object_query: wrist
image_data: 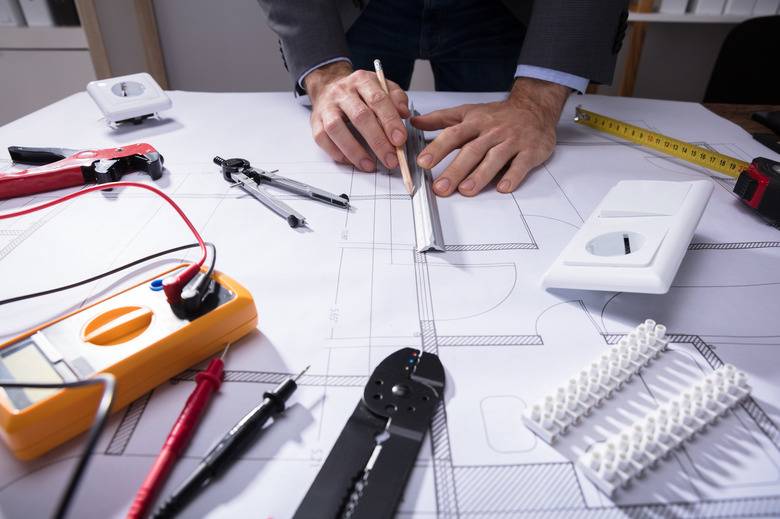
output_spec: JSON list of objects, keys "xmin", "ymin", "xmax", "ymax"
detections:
[
  {"xmin": 509, "ymin": 77, "xmax": 570, "ymax": 116},
  {"xmin": 303, "ymin": 61, "xmax": 354, "ymax": 102}
]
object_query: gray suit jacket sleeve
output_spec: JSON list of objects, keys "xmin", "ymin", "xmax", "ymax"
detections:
[
  {"xmin": 517, "ymin": 0, "xmax": 629, "ymax": 85},
  {"xmin": 256, "ymin": 0, "xmax": 365, "ymax": 90}
]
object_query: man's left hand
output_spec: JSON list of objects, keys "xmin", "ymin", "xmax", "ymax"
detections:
[{"xmin": 411, "ymin": 77, "xmax": 571, "ymax": 196}]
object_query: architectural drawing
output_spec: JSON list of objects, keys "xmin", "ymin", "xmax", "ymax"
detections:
[{"xmin": 0, "ymin": 93, "xmax": 778, "ymax": 518}]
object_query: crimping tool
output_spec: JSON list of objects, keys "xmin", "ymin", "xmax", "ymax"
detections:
[
  {"xmin": 1, "ymin": 143, "xmax": 163, "ymax": 198},
  {"xmin": 214, "ymin": 156, "xmax": 350, "ymax": 227},
  {"xmin": 294, "ymin": 348, "xmax": 445, "ymax": 519}
]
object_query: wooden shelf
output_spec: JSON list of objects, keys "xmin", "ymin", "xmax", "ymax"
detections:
[
  {"xmin": 619, "ymin": 8, "xmax": 770, "ymax": 97},
  {"xmin": 628, "ymin": 12, "xmax": 756, "ymax": 23}
]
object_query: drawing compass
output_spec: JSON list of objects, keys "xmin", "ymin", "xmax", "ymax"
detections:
[
  {"xmin": 293, "ymin": 348, "xmax": 445, "ymax": 519},
  {"xmin": 214, "ymin": 156, "xmax": 350, "ymax": 227}
]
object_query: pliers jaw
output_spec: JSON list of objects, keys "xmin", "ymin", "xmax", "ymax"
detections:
[{"xmin": 92, "ymin": 150, "xmax": 164, "ymax": 184}]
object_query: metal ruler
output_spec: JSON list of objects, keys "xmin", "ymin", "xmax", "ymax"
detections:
[{"xmin": 407, "ymin": 104, "xmax": 445, "ymax": 252}]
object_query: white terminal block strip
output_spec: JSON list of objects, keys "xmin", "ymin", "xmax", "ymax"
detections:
[
  {"xmin": 522, "ymin": 319, "xmax": 670, "ymax": 444},
  {"xmin": 576, "ymin": 364, "xmax": 751, "ymax": 496}
]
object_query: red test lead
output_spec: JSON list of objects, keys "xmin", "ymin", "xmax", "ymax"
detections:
[{"xmin": 125, "ymin": 357, "xmax": 225, "ymax": 519}]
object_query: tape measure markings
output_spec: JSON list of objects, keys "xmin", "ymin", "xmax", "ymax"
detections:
[{"xmin": 574, "ymin": 106, "xmax": 751, "ymax": 179}]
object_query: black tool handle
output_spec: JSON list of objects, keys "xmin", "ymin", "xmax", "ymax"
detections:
[
  {"xmin": 294, "ymin": 348, "xmax": 445, "ymax": 519},
  {"xmin": 8, "ymin": 146, "xmax": 75, "ymax": 166},
  {"xmin": 293, "ymin": 403, "xmax": 387, "ymax": 519},
  {"xmin": 152, "ymin": 378, "xmax": 297, "ymax": 518}
]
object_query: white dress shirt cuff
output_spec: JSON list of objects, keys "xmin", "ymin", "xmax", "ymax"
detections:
[{"xmin": 515, "ymin": 65, "xmax": 590, "ymax": 94}]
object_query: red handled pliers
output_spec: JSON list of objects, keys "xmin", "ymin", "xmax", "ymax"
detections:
[{"xmin": 1, "ymin": 143, "xmax": 163, "ymax": 198}]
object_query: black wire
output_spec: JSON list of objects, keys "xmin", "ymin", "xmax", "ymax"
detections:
[
  {"xmin": 202, "ymin": 242, "xmax": 216, "ymax": 280},
  {"xmin": 0, "ymin": 243, "xmax": 203, "ymax": 306},
  {"xmin": 0, "ymin": 375, "xmax": 116, "ymax": 519}
]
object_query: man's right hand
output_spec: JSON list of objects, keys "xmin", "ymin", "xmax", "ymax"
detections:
[{"xmin": 303, "ymin": 61, "xmax": 410, "ymax": 172}]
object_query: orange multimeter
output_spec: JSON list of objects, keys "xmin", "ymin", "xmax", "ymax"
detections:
[{"xmin": 0, "ymin": 265, "xmax": 258, "ymax": 460}]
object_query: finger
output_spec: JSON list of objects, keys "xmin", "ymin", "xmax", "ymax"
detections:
[
  {"xmin": 310, "ymin": 111, "xmax": 351, "ymax": 164},
  {"xmin": 317, "ymin": 108, "xmax": 377, "ymax": 172},
  {"xmin": 431, "ymin": 137, "xmax": 488, "ymax": 197},
  {"xmin": 410, "ymin": 105, "xmax": 468, "ymax": 132},
  {"xmin": 418, "ymin": 118, "xmax": 478, "ymax": 171},
  {"xmin": 495, "ymin": 149, "xmax": 543, "ymax": 193},
  {"xmin": 386, "ymin": 79, "xmax": 411, "ymax": 120},
  {"xmin": 454, "ymin": 142, "xmax": 520, "ymax": 196},
  {"xmin": 365, "ymin": 72, "xmax": 408, "ymax": 138},
  {"xmin": 339, "ymin": 94, "xmax": 400, "ymax": 170},
  {"xmin": 357, "ymin": 75, "xmax": 407, "ymax": 148},
  {"xmin": 361, "ymin": 92, "xmax": 406, "ymax": 151}
]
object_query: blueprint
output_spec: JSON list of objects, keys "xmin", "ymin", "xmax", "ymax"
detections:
[{"xmin": 0, "ymin": 91, "xmax": 779, "ymax": 518}]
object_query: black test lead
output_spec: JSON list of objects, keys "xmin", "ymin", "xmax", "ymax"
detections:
[{"xmin": 151, "ymin": 366, "xmax": 310, "ymax": 519}]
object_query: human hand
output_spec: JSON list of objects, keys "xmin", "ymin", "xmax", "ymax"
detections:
[
  {"xmin": 304, "ymin": 61, "xmax": 411, "ymax": 172},
  {"xmin": 411, "ymin": 77, "xmax": 571, "ymax": 196}
]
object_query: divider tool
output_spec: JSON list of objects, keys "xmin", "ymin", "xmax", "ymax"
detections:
[{"xmin": 214, "ymin": 156, "xmax": 350, "ymax": 228}]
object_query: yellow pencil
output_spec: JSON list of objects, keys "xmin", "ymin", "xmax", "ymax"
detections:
[{"xmin": 374, "ymin": 59, "xmax": 414, "ymax": 195}]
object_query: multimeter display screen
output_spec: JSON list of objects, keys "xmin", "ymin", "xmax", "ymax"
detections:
[{"xmin": 0, "ymin": 339, "xmax": 62, "ymax": 411}]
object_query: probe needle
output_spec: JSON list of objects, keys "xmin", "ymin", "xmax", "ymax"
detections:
[
  {"xmin": 125, "ymin": 356, "xmax": 225, "ymax": 519},
  {"xmin": 151, "ymin": 366, "xmax": 310, "ymax": 518}
]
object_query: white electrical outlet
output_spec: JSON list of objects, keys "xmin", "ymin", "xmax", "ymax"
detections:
[
  {"xmin": 87, "ymin": 72, "xmax": 172, "ymax": 124},
  {"xmin": 542, "ymin": 180, "xmax": 714, "ymax": 294}
]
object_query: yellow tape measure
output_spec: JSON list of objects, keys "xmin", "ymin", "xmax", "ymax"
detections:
[{"xmin": 574, "ymin": 106, "xmax": 751, "ymax": 179}]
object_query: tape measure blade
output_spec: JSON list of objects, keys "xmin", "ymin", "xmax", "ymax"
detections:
[{"xmin": 574, "ymin": 107, "xmax": 750, "ymax": 179}]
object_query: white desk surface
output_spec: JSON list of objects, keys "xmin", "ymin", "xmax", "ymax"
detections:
[{"xmin": 1, "ymin": 91, "xmax": 779, "ymax": 518}]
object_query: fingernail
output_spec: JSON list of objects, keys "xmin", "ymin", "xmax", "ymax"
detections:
[
  {"xmin": 385, "ymin": 152, "xmax": 398, "ymax": 168},
  {"xmin": 434, "ymin": 177, "xmax": 450, "ymax": 193},
  {"xmin": 392, "ymin": 130, "xmax": 405, "ymax": 146},
  {"xmin": 360, "ymin": 159, "xmax": 374, "ymax": 172},
  {"xmin": 460, "ymin": 178, "xmax": 476, "ymax": 191},
  {"xmin": 498, "ymin": 179, "xmax": 511, "ymax": 192},
  {"xmin": 418, "ymin": 154, "xmax": 432, "ymax": 168}
]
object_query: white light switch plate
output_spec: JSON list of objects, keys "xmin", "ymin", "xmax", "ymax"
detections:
[
  {"xmin": 87, "ymin": 72, "xmax": 172, "ymax": 124},
  {"xmin": 541, "ymin": 180, "xmax": 714, "ymax": 294}
]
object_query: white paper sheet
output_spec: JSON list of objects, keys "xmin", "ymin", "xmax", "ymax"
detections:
[{"xmin": 0, "ymin": 91, "xmax": 779, "ymax": 518}]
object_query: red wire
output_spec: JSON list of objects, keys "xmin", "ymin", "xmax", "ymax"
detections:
[{"xmin": 0, "ymin": 181, "xmax": 207, "ymax": 302}]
